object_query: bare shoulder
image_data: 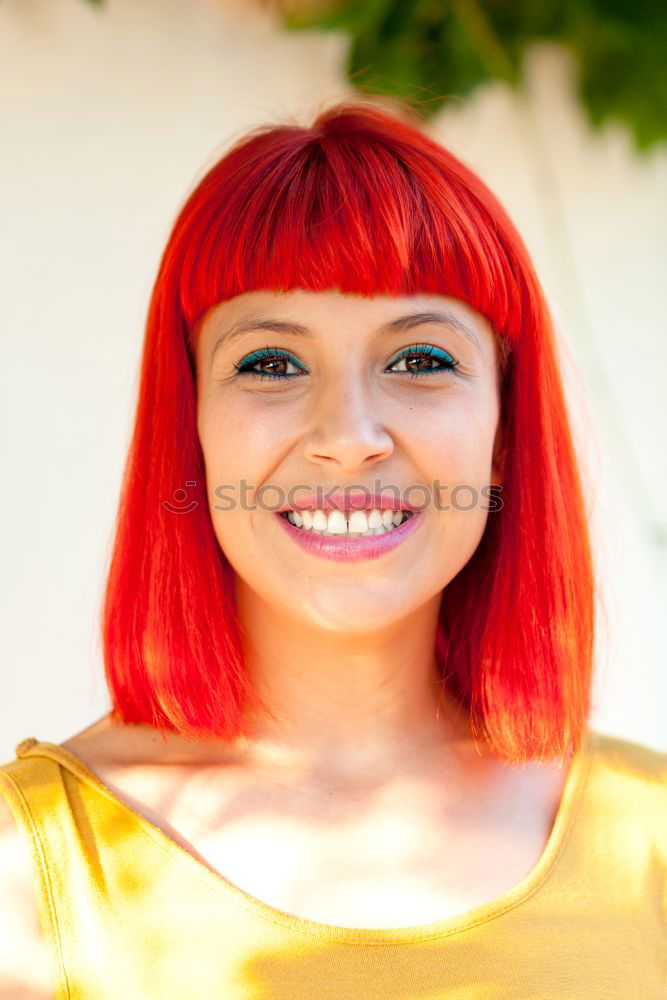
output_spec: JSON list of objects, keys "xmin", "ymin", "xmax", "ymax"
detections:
[{"xmin": 0, "ymin": 793, "xmax": 55, "ymax": 999}]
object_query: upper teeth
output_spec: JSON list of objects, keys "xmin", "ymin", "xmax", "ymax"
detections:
[{"xmin": 284, "ymin": 508, "xmax": 410, "ymax": 537}]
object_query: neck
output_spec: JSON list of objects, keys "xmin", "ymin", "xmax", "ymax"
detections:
[{"xmin": 234, "ymin": 582, "xmax": 476, "ymax": 783}]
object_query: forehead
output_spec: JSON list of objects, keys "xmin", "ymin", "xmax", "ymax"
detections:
[{"xmin": 196, "ymin": 288, "xmax": 497, "ymax": 353}]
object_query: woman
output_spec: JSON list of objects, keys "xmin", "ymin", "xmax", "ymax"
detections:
[{"xmin": 0, "ymin": 101, "xmax": 664, "ymax": 999}]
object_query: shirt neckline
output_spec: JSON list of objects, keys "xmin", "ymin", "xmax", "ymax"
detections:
[{"xmin": 16, "ymin": 726, "xmax": 595, "ymax": 945}]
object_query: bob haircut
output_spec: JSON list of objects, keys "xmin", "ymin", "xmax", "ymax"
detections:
[{"xmin": 102, "ymin": 100, "xmax": 595, "ymax": 765}]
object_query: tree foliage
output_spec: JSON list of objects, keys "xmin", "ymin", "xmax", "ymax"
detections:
[
  {"xmin": 83, "ymin": 0, "xmax": 667, "ymax": 152},
  {"xmin": 276, "ymin": 0, "xmax": 667, "ymax": 152}
]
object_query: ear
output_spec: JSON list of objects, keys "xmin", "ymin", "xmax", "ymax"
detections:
[{"xmin": 491, "ymin": 420, "xmax": 505, "ymax": 486}]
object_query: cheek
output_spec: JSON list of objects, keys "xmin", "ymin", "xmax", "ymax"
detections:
[
  {"xmin": 404, "ymin": 396, "xmax": 499, "ymax": 485},
  {"xmin": 198, "ymin": 395, "xmax": 288, "ymax": 484},
  {"xmin": 403, "ymin": 399, "xmax": 499, "ymax": 565},
  {"xmin": 197, "ymin": 396, "xmax": 295, "ymax": 560}
]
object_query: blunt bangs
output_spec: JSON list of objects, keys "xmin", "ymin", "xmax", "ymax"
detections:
[{"xmin": 174, "ymin": 105, "xmax": 518, "ymax": 374}]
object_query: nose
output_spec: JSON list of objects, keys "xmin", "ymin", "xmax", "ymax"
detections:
[{"xmin": 302, "ymin": 373, "xmax": 394, "ymax": 474}]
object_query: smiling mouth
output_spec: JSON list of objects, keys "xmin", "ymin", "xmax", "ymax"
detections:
[{"xmin": 279, "ymin": 508, "xmax": 414, "ymax": 538}]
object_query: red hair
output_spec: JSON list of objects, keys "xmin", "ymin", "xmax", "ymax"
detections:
[{"xmin": 102, "ymin": 100, "xmax": 595, "ymax": 763}]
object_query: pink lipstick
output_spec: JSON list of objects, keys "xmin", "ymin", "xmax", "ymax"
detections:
[{"xmin": 274, "ymin": 501, "xmax": 422, "ymax": 563}]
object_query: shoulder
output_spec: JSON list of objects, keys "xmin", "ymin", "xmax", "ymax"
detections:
[
  {"xmin": 586, "ymin": 728, "xmax": 667, "ymax": 853},
  {"xmin": 588, "ymin": 728, "xmax": 667, "ymax": 786},
  {"xmin": 0, "ymin": 756, "xmax": 55, "ymax": 998}
]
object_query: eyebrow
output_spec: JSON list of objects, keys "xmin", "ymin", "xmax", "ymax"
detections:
[{"xmin": 210, "ymin": 309, "xmax": 482, "ymax": 362}]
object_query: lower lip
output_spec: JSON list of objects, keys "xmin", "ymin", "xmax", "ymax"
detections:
[{"xmin": 274, "ymin": 511, "xmax": 422, "ymax": 562}]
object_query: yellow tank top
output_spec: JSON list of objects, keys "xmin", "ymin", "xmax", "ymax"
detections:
[{"xmin": 0, "ymin": 727, "xmax": 665, "ymax": 999}]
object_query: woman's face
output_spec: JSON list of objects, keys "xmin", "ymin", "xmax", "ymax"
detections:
[{"xmin": 195, "ymin": 289, "xmax": 504, "ymax": 633}]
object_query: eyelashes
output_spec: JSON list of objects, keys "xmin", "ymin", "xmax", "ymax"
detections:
[
  {"xmin": 233, "ymin": 348, "xmax": 306, "ymax": 381},
  {"xmin": 232, "ymin": 344, "xmax": 460, "ymax": 382},
  {"xmin": 388, "ymin": 344, "xmax": 459, "ymax": 378}
]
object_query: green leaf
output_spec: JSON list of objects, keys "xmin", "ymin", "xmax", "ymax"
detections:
[
  {"xmin": 564, "ymin": 3, "xmax": 667, "ymax": 148},
  {"xmin": 284, "ymin": 0, "xmax": 393, "ymax": 33},
  {"xmin": 276, "ymin": 0, "xmax": 667, "ymax": 152}
]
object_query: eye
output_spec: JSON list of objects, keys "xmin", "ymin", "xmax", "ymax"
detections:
[
  {"xmin": 232, "ymin": 343, "xmax": 459, "ymax": 381},
  {"xmin": 386, "ymin": 344, "xmax": 459, "ymax": 378},
  {"xmin": 233, "ymin": 347, "xmax": 307, "ymax": 381}
]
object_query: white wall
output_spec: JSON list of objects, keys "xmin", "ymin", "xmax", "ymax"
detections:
[{"xmin": 1, "ymin": 0, "xmax": 665, "ymax": 761}]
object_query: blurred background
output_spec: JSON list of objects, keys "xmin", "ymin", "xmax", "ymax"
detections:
[{"xmin": 1, "ymin": 0, "xmax": 665, "ymax": 761}]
